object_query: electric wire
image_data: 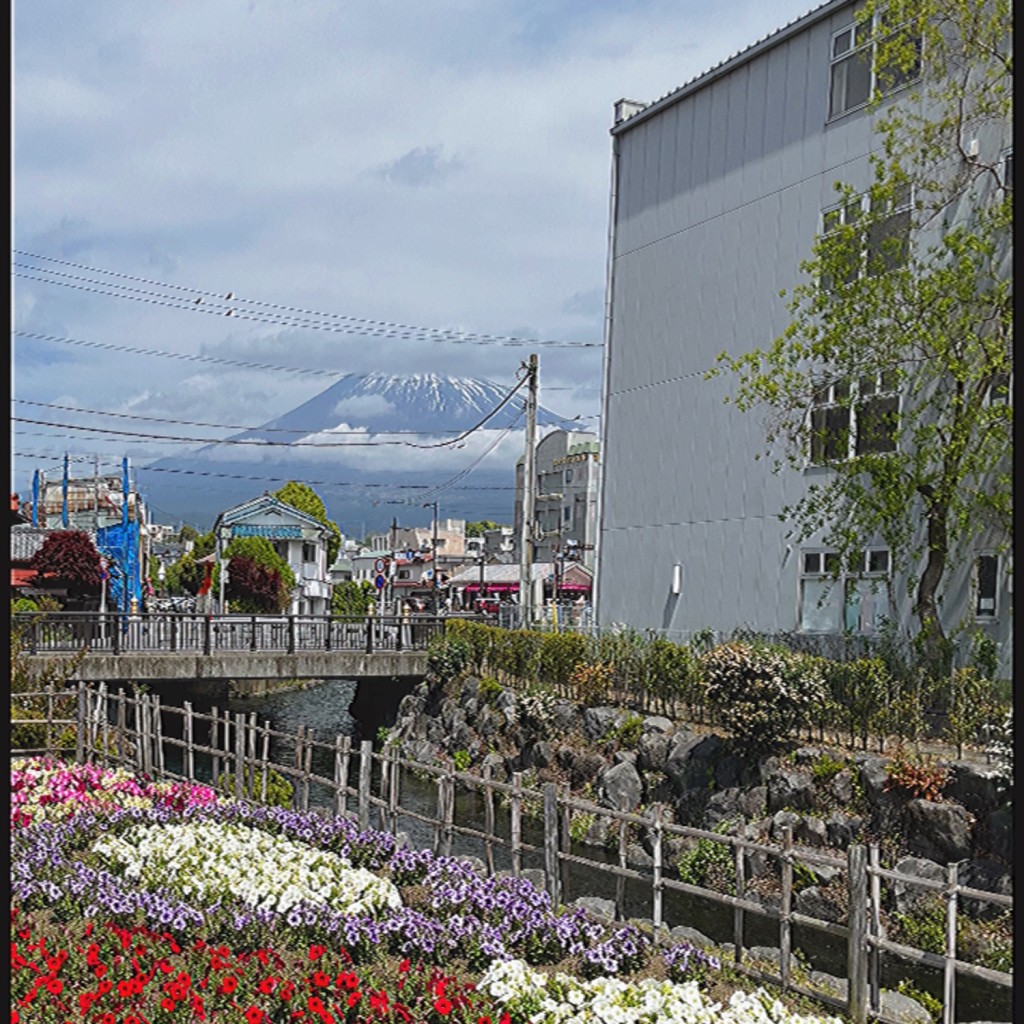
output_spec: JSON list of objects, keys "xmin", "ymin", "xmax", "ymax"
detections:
[
  {"xmin": 11, "ymin": 374, "xmax": 527, "ymax": 451},
  {"xmin": 13, "ymin": 250, "xmax": 600, "ymax": 348},
  {"xmin": 13, "ymin": 449, "xmax": 519, "ymax": 492}
]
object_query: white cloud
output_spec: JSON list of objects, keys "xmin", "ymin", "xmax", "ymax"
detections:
[{"xmin": 13, "ymin": 0, "xmax": 817, "ymax": 512}]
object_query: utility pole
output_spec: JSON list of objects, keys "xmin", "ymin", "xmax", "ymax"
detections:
[
  {"xmin": 519, "ymin": 353, "xmax": 538, "ymax": 627},
  {"xmin": 423, "ymin": 501, "xmax": 439, "ymax": 615},
  {"xmin": 94, "ymin": 455, "xmax": 101, "ymax": 533}
]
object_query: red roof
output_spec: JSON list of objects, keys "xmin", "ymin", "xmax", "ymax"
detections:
[{"xmin": 11, "ymin": 568, "xmax": 36, "ymax": 588}]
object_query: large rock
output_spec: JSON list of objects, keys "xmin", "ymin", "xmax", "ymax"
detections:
[
  {"xmin": 879, "ymin": 988, "xmax": 933, "ymax": 1024},
  {"xmin": 766, "ymin": 769, "xmax": 816, "ymax": 812},
  {"xmin": 825, "ymin": 812, "xmax": 865, "ymax": 851},
  {"xmin": 944, "ymin": 761, "xmax": 1003, "ymax": 817},
  {"xmin": 567, "ymin": 749, "xmax": 609, "ymax": 790},
  {"xmin": 663, "ymin": 729, "xmax": 706, "ymax": 792},
  {"xmin": 982, "ymin": 806, "xmax": 1012, "ymax": 863},
  {"xmin": 903, "ymin": 799, "xmax": 973, "ymax": 863},
  {"xmin": 890, "ymin": 856, "xmax": 945, "ymax": 915},
  {"xmin": 571, "ymin": 895, "xmax": 616, "ymax": 922},
  {"xmin": 793, "ymin": 815, "xmax": 828, "ymax": 848},
  {"xmin": 583, "ymin": 706, "xmax": 628, "ymax": 741},
  {"xmin": 550, "ymin": 700, "xmax": 583, "ymax": 735},
  {"xmin": 637, "ymin": 728, "xmax": 673, "ymax": 772},
  {"xmin": 959, "ymin": 858, "xmax": 1013, "ymax": 920},
  {"xmin": 794, "ymin": 885, "xmax": 844, "ymax": 922},
  {"xmin": 599, "ymin": 759, "xmax": 643, "ymax": 812}
]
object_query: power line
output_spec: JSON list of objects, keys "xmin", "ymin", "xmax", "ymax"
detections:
[
  {"xmin": 13, "ymin": 449, "xmax": 520, "ymax": 491},
  {"xmin": 12, "ymin": 331, "xmax": 599, "ymax": 399},
  {"xmin": 11, "ymin": 375, "xmax": 527, "ymax": 451},
  {"xmin": 13, "ymin": 250, "xmax": 601, "ymax": 348}
]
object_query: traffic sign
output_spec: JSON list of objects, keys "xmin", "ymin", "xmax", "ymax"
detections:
[
  {"xmin": 374, "ymin": 557, "xmax": 388, "ymax": 573},
  {"xmin": 374, "ymin": 574, "xmax": 386, "ymax": 590}
]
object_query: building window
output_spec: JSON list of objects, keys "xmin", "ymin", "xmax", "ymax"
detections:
[
  {"xmin": 984, "ymin": 371, "xmax": 1011, "ymax": 407},
  {"xmin": 809, "ymin": 372, "xmax": 898, "ymax": 464},
  {"xmin": 1002, "ymin": 150, "xmax": 1012, "ymax": 191},
  {"xmin": 302, "ymin": 542, "xmax": 317, "ymax": 564},
  {"xmin": 829, "ymin": 11, "xmax": 921, "ymax": 119},
  {"xmin": 800, "ymin": 547, "xmax": 889, "ymax": 633},
  {"xmin": 565, "ymin": 468, "xmax": 574, "ymax": 485},
  {"xmin": 976, "ymin": 553, "xmax": 998, "ymax": 617},
  {"xmin": 821, "ymin": 185, "xmax": 911, "ymax": 288},
  {"xmin": 563, "ymin": 506, "xmax": 572, "ymax": 524}
]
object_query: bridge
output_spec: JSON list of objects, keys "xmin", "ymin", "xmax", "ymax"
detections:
[{"xmin": 13, "ymin": 611, "xmax": 446, "ymax": 685}]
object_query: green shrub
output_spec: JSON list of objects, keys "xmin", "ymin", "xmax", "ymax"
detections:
[
  {"xmin": 538, "ymin": 631, "xmax": 591, "ymax": 693},
  {"xmin": 700, "ymin": 641, "xmax": 826, "ymax": 748},
  {"xmin": 810, "ymin": 752, "xmax": 847, "ymax": 784},
  {"xmin": 895, "ymin": 980, "xmax": 941, "ymax": 1023},
  {"xmin": 477, "ymin": 675, "xmax": 503, "ymax": 701},
  {"xmin": 676, "ymin": 821, "xmax": 736, "ymax": 891},
  {"xmin": 426, "ymin": 633, "xmax": 471, "ymax": 683},
  {"xmin": 606, "ymin": 712, "xmax": 644, "ymax": 748},
  {"xmin": 217, "ymin": 766, "xmax": 294, "ymax": 807},
  {"xmin": 452, "ymin": 749, "xmax": 471, "ymax": 772}
]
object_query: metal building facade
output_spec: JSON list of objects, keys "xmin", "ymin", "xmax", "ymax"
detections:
[{"xmin": 595, "ymin": 0, "xmax": 1012, "ymax": 673}]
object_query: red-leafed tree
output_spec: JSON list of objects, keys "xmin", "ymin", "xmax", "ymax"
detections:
[
  {"xmin": 29, "ymin": 530, "xmax": 103, "ymax": 596},
  {"xmin": 224, "ymin": 555, "xmax": 289, "ymax": 613}
]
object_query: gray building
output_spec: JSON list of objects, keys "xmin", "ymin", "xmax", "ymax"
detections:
[
  {"xmin": 595, "ymin": 0, "xmax": 1011, "ymax": 674},
  {"xmin": 515, "ymin": 429, "xmax": 600, "ymax": 571}
]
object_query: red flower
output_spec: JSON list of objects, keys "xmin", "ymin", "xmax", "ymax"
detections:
[
  {"xmin": 279, "ymin": 981, "xmax": 296, "ymax": 1001},
  {"xmin": 434, "ymin": 996, "xmax": 454, "ymax": 1016},
  {"xmin": 347, "ymin": 991, "xmax": 362, "ymax": 1008},
  {"xmin": 308, "ymin": 945, "xmax": 327, "ymax": 961},
  {"xmin": 308, "ymin": 996, "xmax": 325, "ymax": 1014},
  {"xmin": 44, "ymin": 978, "xmax": 63, "ymax": 995},
  {"xmin": 161, "ymin": 997, "xmax": 176, "ymax": 1012},
  {"xmin": 477, "ymin": 1018, "xmax": 493, "ymax": 1024},
  {"xmin": 97, "ymin": 980, "xmax": 113, "ymax": 996},
  {"xmin": 245, "ymin": 1007, "xmax": 266, "ymax": 1024},
  {"xmin": 93, "ymin": 964, "xmax": 107, "ymax": 979},
  {"xmin": 219, "ymin": 976, "xmax": 239, "ymax": 995},
  {"xmin": 370, "ymin": 989, "xmax": 389, "ymax": 1013},
  {"xmin": 258, "ymin": 976, "xmax": 277, "ymax": 994},
  {"xmin": 10, "ymin": 1012, "xmax": 18, "ymax": 1024},
  {"xmin": 78, "ymin": 993, "xmax": 94, "ymax": 1014},
  {"xmin": 312, "ymin": 971, "xmax": 330, "ymax": 988},
  {"xmin": 118, "ymin": 980, "xmax": 134, "ymax": 998},
  {"xmin": 99, "ymin": 1015, "xmax": 116, "ymax": 1024},
  {"xmin": 338, "ymin": 972, "xmax": 359, "ymax": 990},
  {"xmin": 399, "ymin": 959, "xmax": 411, "ymax": 973}
]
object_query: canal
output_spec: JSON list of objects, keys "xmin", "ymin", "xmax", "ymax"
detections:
[{"xmin": 139, "ymin": 677, "xmax": 1008, "ymax": 1024}]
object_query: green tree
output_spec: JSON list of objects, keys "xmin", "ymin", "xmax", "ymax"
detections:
[
  {"xmin": 273, "ymin": 481, "xmax": 342, "ymax": 564},
  {"xmin": 716, "ymin": 0, "xmax": 1011, "ymax": 673},
  {"xmin": 331, "ymin": 579, "xmax": 376, "ymax": 617},
  {"xmin": 466, "ymin": 520, "xmax": 501, "ymax": 538}
]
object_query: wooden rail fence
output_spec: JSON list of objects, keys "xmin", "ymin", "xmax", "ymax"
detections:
[{"xmin": 10, "ymin": 682, "xmax": 1013, "ymax": 1024}]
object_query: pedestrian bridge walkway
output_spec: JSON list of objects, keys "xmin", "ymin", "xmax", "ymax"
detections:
[{"xmin": 13, "ymin": 612, "xmax": 443, "ymax": 683}]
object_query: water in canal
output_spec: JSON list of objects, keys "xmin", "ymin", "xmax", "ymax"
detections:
[{"xmin": 144, "ymin": 677, "xmax": 1008, "ymax": 1023}]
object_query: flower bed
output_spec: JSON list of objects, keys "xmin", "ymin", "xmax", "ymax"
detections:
[{"xmin": 10, "ymin": 756, "xmax": 846, "ymax": 1024}]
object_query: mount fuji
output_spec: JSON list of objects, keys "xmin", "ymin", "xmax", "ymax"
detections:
[{"xmin": 139, "ymin": 373, "xmax": 585, "ymax": 537}]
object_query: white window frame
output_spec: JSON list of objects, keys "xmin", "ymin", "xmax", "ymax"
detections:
[
  {"xmin": 799, "ymin": 547, "xmax": 890, "ymax": 633},
  {"xmin": 829, "ymin": 9, "xmax": 922, "ymax": 120},
  {"xmin": 820, "ymin": 185, "xmax": 912, "ymax": 288},
  {"xmin": 808, "ymin": 371, "xmax": 899, "ymax": 465}
]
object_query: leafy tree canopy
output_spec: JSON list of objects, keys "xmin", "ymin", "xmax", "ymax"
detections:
[
  {"xmin": 331, "ymin": 579, "xmax": 376, "ymax": 617},
  {"xmin": 225, "ymin": 555, "xmax": 289, "ymax": 614},
  {"xmin": 273, "ymin": 481, "xmax": 342, "ymax": 564},
  {"xmin": 715, "ymin": 0, "xmax": 1011, "ymax": 670},
  {"xmin": 466, "ymin": 520, "xmax": 501, "ymax": 538}
]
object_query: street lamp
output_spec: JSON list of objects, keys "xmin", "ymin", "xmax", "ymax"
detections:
[{"xmin": 422, "ymin": 501, "xmax": 439, "ymax": 615}]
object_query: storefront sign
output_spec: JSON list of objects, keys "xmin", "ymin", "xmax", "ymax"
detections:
[{"xmin": 232, "ymin": 524, "xmax": 303, "ymax": 539}]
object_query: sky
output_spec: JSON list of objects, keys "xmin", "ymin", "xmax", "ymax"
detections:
[{"xmin": 12, "ymin": 0, "xmax": 819, "ymax": 528}]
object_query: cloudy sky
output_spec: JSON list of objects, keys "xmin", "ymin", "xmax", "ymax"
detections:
[{"xmin": 13, "ymin": 0, "xmax": 817, "ymax": 525}]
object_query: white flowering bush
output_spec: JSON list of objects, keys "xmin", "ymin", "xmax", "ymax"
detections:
[
  {"xmin": 478, "ymin": 959, "xmax": 844, "ymax": 1024},
  {"xmin": 91, "ymin": 821, "xmax": 402, "ymax": 916},
  {"xmin": 700, "ymin": 642, "xmax": 826, "ymax": 748}
]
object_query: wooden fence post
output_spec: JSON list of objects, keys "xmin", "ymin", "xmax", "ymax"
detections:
[
  {"xmin": 45, "ymin": 685, "xmax": 54, "ymax": 758},
  {"xmin": 259, "ymin": 722, "xmax": 271, "ymax": 803},
  {"xmin": 615, "ymin": 812, "xmax": 628, "ymax": 920},
  {"xmin": 358, "ymin": 740, "xmax": 372, "ymax": 830},
  {"xmin": 116, "ymin": 688, "xmax": 127, "ymax": 767},
  {"xmin": 482, "ymin": 761, "xmax": 495, "ymax": 876},
  {"xmin": 152, "ymin": 697, "xmax": 165, "ymax": 778},
  {"xmin": 210, "ymin": 706, "xmax": 220, "ymax": 786},
  {"xmin": 98, "ymin": 683, "xmax": 110, "ymax": 767},
  {"xmin": 334, "ymin": 736, "xmax": 350, "ymax": 817},
  {"xmin": 511, "ymin": 772, "xmax": 523, "ymax": 877},
  {"xmin": 559, "ymin": 785, "xmax": 572, "ymax": 902},
  {"xmin": 652, "ymin": 804, "xmax": 663, "ymax": 934},
  {"xmin": 543, "ymin": 783, "xmax": 561, "ymax": 907},
  {"xmin": 847, "ymin": 844, "xmax": 868, "ymax": 1024},
  {"xmin": 75, "ymin": 683, "xmax": 87, "ymax": 763},
  {"xmin": 733, "ymin": 834, "xmax": 746, "ymax": 965},
  {"xmin": 234, "ymin": 713, "xmax": 246, "ymax": 801},
  {"xmin": 440, "ymin": 770, "xmax": 455, "ymax": 857},
  {"xmin": 388, "ymin": 749, "xmax": 400, "ymax": 835},
  {"xmin": 780, "ymin": 826, "xmax": 793, "ymax": 988},
  {"xmin": 183, "ymin": 702, "xmax": 195, "ymax": 781},
  {"xmin": 943, "ymin": 863, "xmax": 958, "ymax": 1024},
  {"xmin": 869, "ymin": 844, "xmax": 881, "ymax": 1013}
]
